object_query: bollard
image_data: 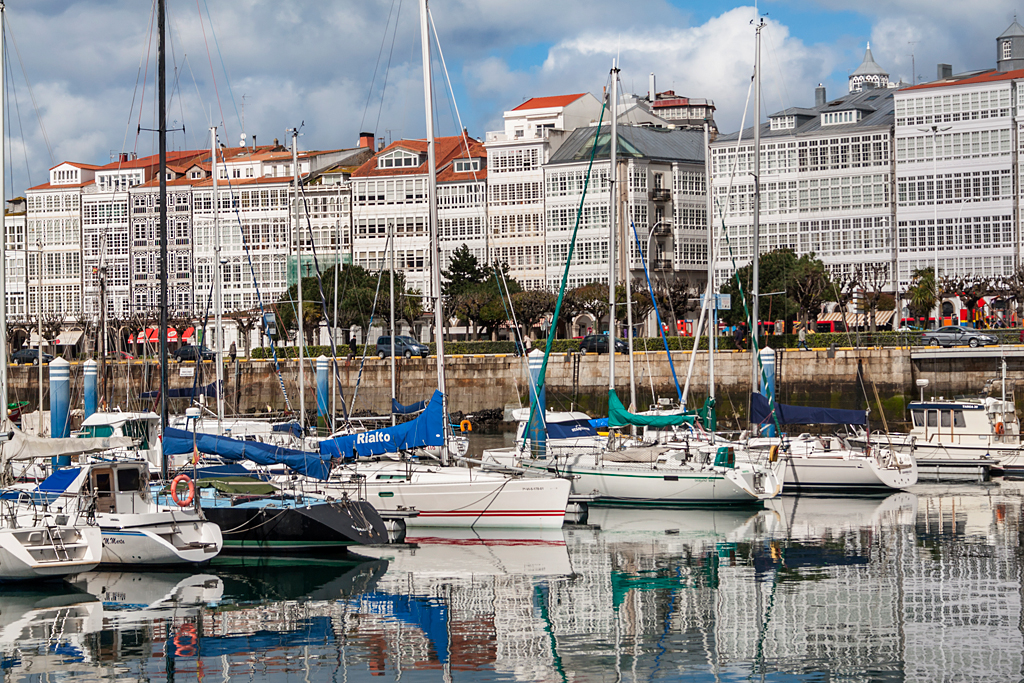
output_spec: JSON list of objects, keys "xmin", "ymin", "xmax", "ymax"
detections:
[
  {"xmin": 527, "ymin": 349, "xmax": 547, "ymax": 459},
  {"xmin": 83, "ymin": 359, "xmax": 97, "ymax": 420},
  {"xmin": 49, "ymin": 357, "xmax": 71, "ymax": 468},
  {"xmin": 316, "ymin": 355, "xmax": 329, "ymax": 435},
  {"xmin": 759, "ymin": 346, "xmax": 777, "ymax": 437}
]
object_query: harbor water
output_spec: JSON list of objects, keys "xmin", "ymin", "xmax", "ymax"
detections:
[{"xmin": 0, "ymin": 476, "xmax": 1021, "ymax": 681}]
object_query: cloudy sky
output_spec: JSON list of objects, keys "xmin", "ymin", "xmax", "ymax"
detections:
[{"xmin": 2, "ymin": 0, "xmax": 1020, "ymax": 196}]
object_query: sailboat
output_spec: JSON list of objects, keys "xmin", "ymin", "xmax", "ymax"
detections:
[
  {"xmin": 0, "ymin": 3, "xmax": 103, "ymax": 580},
  {"xmin": 313, "ymin": 0, "xmax": 571, "ymax": 530},
  {"xmin": 499, "ymin": 62, "xmax": 781, "ymax": 507}
]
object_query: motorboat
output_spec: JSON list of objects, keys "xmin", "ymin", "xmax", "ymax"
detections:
[
  {"xmin": 0, "ymin": 489, "xmax": 102, "ymax": 581},
  {"xmin": 26, "ymin": 460, "xmax": 222, "ymax": 565}
]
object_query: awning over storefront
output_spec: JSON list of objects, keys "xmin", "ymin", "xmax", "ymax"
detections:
[
  {"xmin": 128, "ymin": 327, "xmax": 195, "ymax": 344},
  {"xmin": 53, "ymin": 330, "xmax": 84, "ymax": 346},
  {"xmin": 817, "ymin": 310, "xmax": 895, "ymax": 327}
]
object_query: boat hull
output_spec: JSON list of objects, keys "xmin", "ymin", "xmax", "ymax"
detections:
[
  {"xmin": 202, "ymin": 499, "xmax": 387, "ymax": 552},
  {"xmin": 782, "ymin": 455, "xmax": 918, "ymax": 492},
  {"xmin": 0, "ymin": 525, "xmax": 102, "ymax": 581},
  {"xmin": 329, "ymin": 464, "xmax": 571, "ymax": 529},
  {"xmin": 98, "ymin": 514, "xmax": 223, "ymax": 565}
]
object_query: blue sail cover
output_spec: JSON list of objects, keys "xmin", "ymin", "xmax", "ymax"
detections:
[
  {"xmin": 321, "ymin": 390, "xmax": 445, "ymax": 459},
  {"xmin": 162, "ymin": 427, "xmax": 333, "ymax": 480},
  {"xmin": 272, "ymin": 422, "xmax": 303, "ymax": 438},
  {"xmin": 140, "ymin": 380, "xmax": 220, "ymax": 400},
  {"xmin": 392, "ymin": 398, "xmax": 427, "ymax": 415},
  {"xmin": 547, "ymin": 419, "xmax": 598, "ymax": 439},
  {"xmin": 749, "ymin": 392, "xmax": 867, "ymax": 426}
]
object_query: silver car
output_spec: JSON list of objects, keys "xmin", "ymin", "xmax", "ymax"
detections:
[{"xmin": 920, "ymin": 326, "xmax": 998, "ymax": 348}]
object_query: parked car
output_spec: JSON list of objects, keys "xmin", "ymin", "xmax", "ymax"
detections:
[
  {"xmin": 579, "ymin": 334, "xmax": 629, "ymax": 355},
  {"xmin": 116, "ymin": 351, "xmax": 135, "ymax": 360},
  {"xmin": 376, "ymin": 335, "xmax": 429, "ymax": 359},
  {"xmin": 11, "ymin": 348, "xmax": 53, "ymax": 365},
  {"xmin": 173, "ymin": 345, "xmax": 215, "ymax": 362},
  {"xmin": 920, "ymin": 326, "xmax": 998, "ymax": 348}
]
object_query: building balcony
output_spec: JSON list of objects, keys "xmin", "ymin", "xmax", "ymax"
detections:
[
  {"xmin": 652, "ymin": 259, "xmax": 673, "ymax": 271},
  {"xmin": 651, "ymin": 222, "xmax": 672, "ymax": 236},
  {"xmin": 649, "ymin": 189, "xmax": 672, "ymax": 202}
]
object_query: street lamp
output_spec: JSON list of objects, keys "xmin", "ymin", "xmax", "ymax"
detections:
[{"xmin": 920, "ymin": 124, "xmax": 950, "ymax": 329}]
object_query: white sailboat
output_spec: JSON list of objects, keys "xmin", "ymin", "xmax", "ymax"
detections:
[
  {"xmin": 501, "ymin": 62, "xmax": 781, "ymax": 507},
  {"xmin": 0, "ymin": 1, "xmax": 103, "ymax": 580},
  {"xmin": 314, "ymin": 0, "xmax": 571, "ymax": 529}
]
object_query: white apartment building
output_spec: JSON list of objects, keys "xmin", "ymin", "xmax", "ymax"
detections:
[
  {"xmin": 543, "ymin": 124, "xmax": 708, "ymax": 291},
  {"xmin": 485, "ymin": 93, "xmax": 603, "ymax": 290},
  {"xmin": 350, "ymin": 135, "xmax": 487, "ymax": 299},
  {"xmin": 4, "ymin": 199, "xmax": 27, "ymax": 319},
  {"xmin": 710, "ymin": 75, "xmax": 897, "ymax": 289},
  {"xmin": 893, "ymin": 24, "xmax": 1024, "ymax": 293}
]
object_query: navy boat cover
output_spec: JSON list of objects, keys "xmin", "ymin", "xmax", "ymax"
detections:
[
  {"xmin": 749, "ymin": 392, "xmax": 867, "ymax": 426},
  {"xmin": 321, "ymin": 390, "xmax": 445, "ymax": 459}
]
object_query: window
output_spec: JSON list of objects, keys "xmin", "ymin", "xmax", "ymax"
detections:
[
  {"xmin": 927, "ymin": 411, "xmax": 937, "ymax": 427},
  {"xmin": 454, "ymin": 159, "xmax": 480, "ymax": 173},
  {"xmin": 954, "ymin": 410, "xmax": 966, "ymax": 428},
  {"xmin": 940, "ymin": 411, "xmax": 951, "ymax": 428},
  {"xmin": 1004, "ymin": 39, "xmax": 1012, "ymax": 61},
  {"xmin": 377, "ymin": 149, "xmax": 421, "ymax": 169}
]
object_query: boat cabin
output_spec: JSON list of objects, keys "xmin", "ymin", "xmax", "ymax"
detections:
[
  {"xmin": 908, "ymin": 398, "xmax": 1019, "ymax": 446},
  {"xmin": 76, "ymin": 412, "xmax": 162, "ymax": 469},
  {"xmin": 42, "ymin": 461, "xmax": 152, "ymax": 515}
]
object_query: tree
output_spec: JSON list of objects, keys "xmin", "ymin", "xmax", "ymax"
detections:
[
  {"xmin": 441, "ymin": 244, "xmax": 487, "ymax": 297},
  {"xmin": 999, "ymin": 266, "xmax": 1024, "ymax": 326},
  {"xmin": 854, "ymin": 263, "xmax": 891, "ymax": 333},
  {"xmin": 788, "ymin": 254, "xmax": 832, "ymax": 332},
  {"xmin": 660, "ymin": 278, "xmax": 700, "ymax": 336},
  {"xmin": 942, "ymin": 275, "xmax": 994, "ymax": 327},
  {"xmin": 227, "ymin": 308, "xmax": 262, "ymax": 358},
  {"xmin": 719, "ymin": 249, "xmax": 800, "ymax": 329},
  {"xmin": 511, "ymin": 290, "xmax": 557, "ymax": 339},
  {"xmin": 614, "ymin": 280, "xmax": 656, "ymax": 334},
  {"xmin": 565, "ymin": 283, "xmax": 610, "ymax": 333},
  {"xmin": 906, "ymin": 267, "xmax": 936, "ymax": 325}
]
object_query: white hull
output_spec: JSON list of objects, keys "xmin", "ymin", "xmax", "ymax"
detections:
[
  {"xmin": 782, "ymin": 454, "xmax": 918, "ymax": 491},
  {"xmin": 0, "ymin": 525, "xmax": 102, "ymax": 581},
  {"xmin": 98, "ymin": 511, "xmax": 223, "ymax": 565},
  {"xmin": 855, "ymin": 435, "xmax": 1000, "ymax": 477},
  {"xmin": 323, "ymin": 463, "xmax": 571, "ymax": 529}
]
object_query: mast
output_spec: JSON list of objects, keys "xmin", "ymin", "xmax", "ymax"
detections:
[
  {"xmin": 750, "ymin": 18, "xmax": 763, "ymax": 400},
  {"xmin": 705, "ymin": 121, "xmax": 715, "ymax": 401},
  {"xmin": 292, "ymin": 131, "xmax": 304, "ymax": 435},
  {"xmin": 212, "ymin": 126, "xmax": 224, "ymax": 432},
  {"xmin": 607, "ymin": 59, "xmax": 619, "ymax": 402},
  {"xmin": 389, "ymin": 220, "xmax": 396, "ymax": 427},
  {"xmin": 0, "ymin": 1, "xmax": 6, "ymax": 429},
  {"xmin": 420, "ymin": 0, "xmax": 448, "ymax": 463},
  {"xmin": 158, "ymin": 0, "xmax": 169, "ymax": 479}
]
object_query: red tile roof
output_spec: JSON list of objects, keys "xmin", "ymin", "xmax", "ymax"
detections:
[
  {"xmin": 904, "ymin": 68, "xmax": 1024, "ymax": 91},
  {"xmin": 511, "ymin": 93, "xmax": 587, "ymax": 111},
  {"xmin": 351, "ymin": 135, "xmax": 486, "ymax": 181}
]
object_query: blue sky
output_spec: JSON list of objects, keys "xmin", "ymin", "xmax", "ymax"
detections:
[{"xmin": 1, "ymin": 1, "xmax": 1019, "ymax": 197}]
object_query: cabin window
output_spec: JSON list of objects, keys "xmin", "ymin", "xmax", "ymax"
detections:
[
  {"xmin": 912, "ymin": 410, "xmax": 924, "ymax": 427},
  {"xmin": 117, "ymin": 468, "xmax": 143, "ymax": 493},
  {"xmin": 941, "ymin": 411, "xmax": 951, "ymax": 428},
  {"xmin": 83, "ymin": 425, "xmax": 115, "ymax": 438},
  {"xmin": 954, "ymin": 410, "xmax": 966, "ymax": 428},
  {"xmin": 927, "ymin": 411, "xmax": 937, "ymax": 427}
]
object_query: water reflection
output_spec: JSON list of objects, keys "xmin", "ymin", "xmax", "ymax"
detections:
[{"xmin": 0, "ymin": 485, "xmax": 1022, "ymax": 680}]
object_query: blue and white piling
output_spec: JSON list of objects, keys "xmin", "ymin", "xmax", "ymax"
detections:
[
  {"xmin": 316, "ymin": 355, "xmax": 329, "ymax": 435},
  {"xmin": 527, "ymin": 349, "xmax": 546, "ymax": 458},
  {"xmin": 759, "ymin": 346, "xmax": 777, "ymax": 437},
  {"xmin": 49, "ymin": 357, "xmax": 71, "ymax": 467},
  {"xmin": 83, "ymin": 359, "xmax": 97, "ymax": 420}
]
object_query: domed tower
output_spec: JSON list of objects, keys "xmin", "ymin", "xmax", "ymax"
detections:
[
  {"xmin": 997, "ymin": 19, "xmax": 1024, "ymax": 72},
  {"xmin": 849, "ymin": 43, "xmax": 891, "ymax": 93}
]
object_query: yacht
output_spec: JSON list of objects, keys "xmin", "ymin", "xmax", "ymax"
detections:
[{"xmin": 0, "ymin": 488, "xmax": 102, "ymax": 580}]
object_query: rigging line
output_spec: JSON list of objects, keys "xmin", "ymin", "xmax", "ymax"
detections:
[
  {"xmin": 762, "ymin": 25, "xmax": 796, "ymax": 126},
  {"xmin": 131, "ymin": 0, "xmax": 158, "ymax": 156},
  {"xmin": 4, "ymin": 37, "xmax": 32, "ymax": 193},
  {"xmin": 373, "ymin": 0, "xmax": 404, "ymax": 148},
  {"xmin": 359, "ymin": 0, "xmax": 400, "ymax": 133},
  {"xmin": 490, "ymin": 266, "xmax": 525, "ymax": 411},
  {"xmin": 526, "ymin": 95, "xmax": 609, "ymax": 447},
  {"xmin": 216, "ymin": 154, "xmax": 293, "ymax": 411},
  {"xmin": 3, "ymin": 12, "xmax": 54, "ymax": 166},
  {"xmin": 296, "ymin": 181, "xmax": 350, "ymax": 424},
  {"xmin": 629, "ymin": 218, "xmax": 683, "ymax": 402},
  {"xmin": 195, "ymin": 0, "xmax": 234, "ymax": 138},
  {"xmin": 199, "ymin": 0, "xmax": 241, "ymax": 133},
  {"xmin": 428, "ymin": 9, "xmax": 480, "ymax": 185}
]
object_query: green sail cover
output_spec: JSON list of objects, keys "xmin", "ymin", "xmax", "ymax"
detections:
[{"xmin": 608, "ymin": 390, "xmax": 698, "ymax": 428}]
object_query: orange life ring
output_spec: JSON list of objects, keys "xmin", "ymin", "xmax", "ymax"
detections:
[
  {"xmin": 460, "ymin": 419, "xmax": 472, "ymax": 433},
  {"xmin": 995, "ymin": 421, "xmax": 1005, "ymax": 435},
  {"xmin": 173, "ymin": 624, "xmax": 197, "ymax": 657},
  {"xmin": 171, "ymin": 474, "xmax": 195, "ymax": 507}
]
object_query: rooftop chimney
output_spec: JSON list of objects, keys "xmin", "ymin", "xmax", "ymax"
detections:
[
  {"xmin": 359, "ymin": 131, "xmax": 375, "ymax": 149},
  {"xmin": 938, "ymin": 63, "xmax": 952, "ymax": 80},
  {"xmin": 649, "ymin": 73, "xmax": 656, "ymax": 101},
  {"xmin": 815, "ymin": 84, "xmax": 826, "ymax": 107}
]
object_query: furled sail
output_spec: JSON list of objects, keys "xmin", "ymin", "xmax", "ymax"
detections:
[
  {"xmin": 162, "ymin": 427, "xmax": 332, "ymax": 480},
  {"xmin": 607, "ymin": 390, "xmax": 698, "ymax": 428},
  {"xmin": 321, "ymin": 390, "xmax": 444, "ymax": 459}
]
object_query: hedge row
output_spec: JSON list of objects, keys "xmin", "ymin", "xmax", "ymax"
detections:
[{"xmin": 248, "ymin": 331, "xmax": 933, "ymax": 359}]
